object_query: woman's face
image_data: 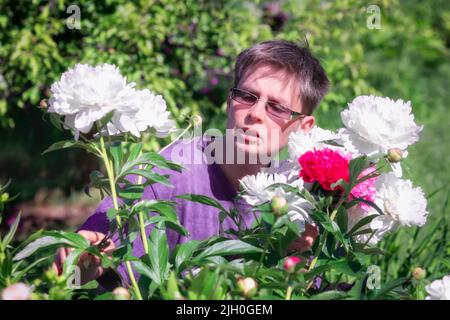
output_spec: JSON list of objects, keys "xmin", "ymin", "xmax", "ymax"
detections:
[{"xmin": 226, "ymin": 64, "xmax": 315, "ymax": 163}]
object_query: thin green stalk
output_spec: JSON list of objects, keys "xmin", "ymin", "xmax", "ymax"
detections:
[
  {"xmin": 255, "ymin": 225, "xmax": 273, "ymax": 274},
  {"xmin": 159, "ymin": 122, "xmax": 192, "ymax": 154},
  {"xmin": 285, "ymin": 285, "xmax": 293, "ymax": 300},
  {"xmin": 99, "ymin": 134, "xmax": 143, "ymax": 300},
  {"xmin": 136, "ymin": 163, "xmax": 149, "ymax": 255},
  {"xmin": 306, "ymin": 196, "xmax": 345, "ymax": 290}
]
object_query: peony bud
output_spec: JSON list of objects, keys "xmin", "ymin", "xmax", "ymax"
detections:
[
  {"xmin": 236, "ymin": 277, "xmax": 258, "ymax": 297},
  {"xmin": 387, "ymin": 148, "xmax": 404, "ymax": 163},
  {"xmin": 271, "ymin": 195, "xmax": 288, "ymax": 216},
  {"xmin": 412, "ymin": 267, "xmax": 426, "ymax": 281},
  {"xmin": 283, "ymin": 256, "xmax": 302, "ymax": 273},
  {"xmin": 113, "ymin": 287, "xmax": 131, "ymax": 300},
  {"xmin": 191, "ymin": 115, "xmax": 203, "ymax": 127},
  {"xmin": 39, "ymin": 99, "xmax": 47, "ymax": 109},
  {"xmin": 1, "ymin": 283, "xmax": 32, "ymax": 300}
]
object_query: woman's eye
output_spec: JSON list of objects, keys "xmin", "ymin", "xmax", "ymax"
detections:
[
  {"xmin": 241, "ymin": 93, "xmax": 255, "ymax": 102},
  {"xmin": 268, "ymin": 103, "xmax": 286, "ymax": 113}
]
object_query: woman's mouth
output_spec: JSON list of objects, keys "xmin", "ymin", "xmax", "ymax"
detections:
[{"xmin": 238, "ymin": 128, "xmax": 261, "ymax": 142}]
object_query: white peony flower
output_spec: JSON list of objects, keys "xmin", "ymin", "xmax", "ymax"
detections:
[
  {"xmin": 48, "ymin": 63, "xmax": 136, "ymax": 138},
  {"xmin": 347, "ymin": 205, "xmax": 393, "ymax": 245},
  {"xmin": 339, "ymin": 95, "xmax": 423, "ymax": 157},
  {"xmin": 49, "ymin": 63, "xmax": 175, "ymax": 139},
  {"xmin": 288, "ymin": 126, "xmax": 341, "ymax": 161},
  {"xmin": 239, "ymin": 172, "xmax": 313, "ymax": 231},
  {"xmin": 106, "ymin": 89, "xmax": 175, "ymax": 138},
  {"xmin": 239, "ymin": 172, "xmax": 290, "ymax": 206},
  {"xmin": 374, "ymin": 173, "xmax": 428, "ymax": 228},
  {"xmin": 425, "ymin": 275, "xmax": 450, "ymax": 300}
]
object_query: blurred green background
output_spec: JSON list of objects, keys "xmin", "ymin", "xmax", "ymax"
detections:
[{"xmin": 0, "ymin": 0, "xmax": 449, "ymax": 274}]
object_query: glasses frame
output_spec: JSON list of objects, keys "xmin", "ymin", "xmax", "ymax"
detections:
[{"xmin": 229, "ymin": 87, "xmax": 306, "ymax": 121}]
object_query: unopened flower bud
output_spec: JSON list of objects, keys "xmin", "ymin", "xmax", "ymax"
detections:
[
  {"xmin": 191, "ymin": 115, "xmax": 203, "ymax": 127},
  {"xmin": 1, "ymin": 283, "xmax": 32, "ymax": 300},
  {"xmin": 283, "ymin": 256, "xmax": 302, "ymax": 273},
  {"xmin": 39, "ymin": 99, "xmax": 47, "ymax": 109},
  {"xmin": 412, "ymin": 267, "xmax": 426, "ymax": 281},
  {"xmin": 113, "ymin": 287, "xmax": 131, "ymax": 300},
  {"xmin": 387, "ymin": 148, "xmax": 403, "ymax": 163},
  {"xmin": 271, "ymin": 196, "xmax": 288, "ymax": 216},
  {"xmin": 236, "ymin": 277, "xmax": 257, "ymax": 297}
]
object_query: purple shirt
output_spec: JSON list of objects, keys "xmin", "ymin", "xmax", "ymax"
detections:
[{"xmin": 80, "ymin": 137, "xmax": 254, "ymax": 284}]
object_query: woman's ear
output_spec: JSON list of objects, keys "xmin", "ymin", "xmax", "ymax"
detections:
[{"xmin": 298, "ymin": 115, "xmax": 315, "ymax": 134}]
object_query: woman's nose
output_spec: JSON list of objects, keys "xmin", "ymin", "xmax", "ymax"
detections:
[{"xmin": 246, "ymin": 100, "xmax": 266, "ymax": 123}]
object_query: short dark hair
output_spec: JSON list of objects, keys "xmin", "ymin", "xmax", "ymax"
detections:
[{"xmin": 233, "ymin": 39, "xmax": 329, "ymax": 115}]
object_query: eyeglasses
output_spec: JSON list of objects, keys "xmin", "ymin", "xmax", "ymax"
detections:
[{"xmin": 229, "ymin": 87, "xmax": 306, "ymax": 120}]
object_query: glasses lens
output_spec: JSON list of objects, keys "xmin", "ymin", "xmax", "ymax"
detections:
[
  {"xmin": 266, "ymin": 102, "xmax": 292, "ymax": 120},
  {"xmin": 232, "ymin": 89, "xmax": 257, "ymax": 105}
]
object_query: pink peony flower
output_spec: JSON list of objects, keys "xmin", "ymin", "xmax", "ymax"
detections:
[
  {"xmin": 299, "ymin": 148, "xmax": 349, "ymax": 191},
  {"xmin": 351, "ymin": 167, "xmax": 377, "ymax": 210},
  {"xmin": 284, "ymin": 256, "xmax": 302, "ymax": 273},
  {"xmin": 1, "ymin": 283, "xmax": 32, "ymax": 300},
  {"xmin": 299, "ymin": 148, "xmax": 377, "ymax": 209}
]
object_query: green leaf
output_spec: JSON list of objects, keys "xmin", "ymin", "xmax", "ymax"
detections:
[
  {"xmin": 125, "ymin": 168, "xmax": 172, "ymax": 187},
  {"xmin": 311, "ymin": 290, "xmax": 349, "ymax": 300},
  {"xmin": 117, "ymin": 184, "xmax": 144, "ymax": 200},
  {"xmin": 12, "ymin": 255, "xmax": 50, "ymax": 282},
  {"xmin": 13, "ymin": 236, "xmax": 72, "ymax": 261},
  {"xmin": 132, "ymin": 200, "xmax": 177, "ymax": 221},
  {"xmin": 174, "ymin": 241, "xmax": 201, "ymax": 271},
  {"xmin": 120, "ymin": 151, "xmax": 181, "ymax": 178},
  {"xmin": 63, "ymin": 248, "xmax": 84, "ymax": 277},
  {"xmin": 146, "ymin": 216, "xmax": 189, "ymax": 237},
  {"xmin": 336, "ymin": 206, "xmax": 348, "ymax": 234},
  {"xmin": 368, "ymin": 277, "xmax": 409, "ymax": 299},
  {"xmin": 49, "ymin": 113, "xmax": 63, "ymax": 131},
  {"xmin": 193, "ymin": 240, "xmax": 262, "ymax": 262},
  {"xmin": 346, "ymin": 198, "xmax": 384, "ymax": 216},
  {"xmin": 144, "ymin": 226, "xmax": 170, "ymax": 285},
  {"xmin": 2, "ymin": 212, "xmax": 21, "ymax": 247},
  {"xmin": 109, "ymin": 142, "xmax": 123, "ymax": 176},
  {"xmin": 43, "ymin": 231, "xmax": 90, "ymax": 249},
  {"xmin": 96, "ymin": 110, "xmax": 114, "ymax": 130},
  {"xmin": 0, "ymin": 179, "xmax": 11, "ymax": 194},
  {"xmin": 327, "ymin": 260, "xmax": 362, "ymax": 277},
  {"xmin": 42, "ymin": 140, "xmax": 98, "ymax": 156},
  {"xmin": 176, "ymin": 193, "xmax": 227, "ymax": 212},
  {"xmin": 127, "ymin": 143, "xmax": 143, "ymax": 164},
  {"xmin": 346, "ymin": 156, "xmax": 370, "ymax": 195},
  {"xmin": 347, "ymin": 214, "xmax": 379, "ymax": 236}
]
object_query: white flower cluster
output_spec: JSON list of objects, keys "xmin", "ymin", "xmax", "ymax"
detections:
[
  {"xmin": 239, "ymin": 172, "xmax": 314, "ymax": 232},
  {"xmin": 48, "ymin": 63, "xmax": 175, "ymax": 139},
  {"xmin": 347, "ymin": 172, "xmax": 428, "ymax": 245},
  {"xmin": 425, "ymin": 274, "xmax": 450, "ymax": 300},
  {"xmin": 240, "ymin": 94, "xmax": 428, "ymax": 245},
  {"xmin": 339, "ymin": 95, "xmax": 422, "ymax": 177}
]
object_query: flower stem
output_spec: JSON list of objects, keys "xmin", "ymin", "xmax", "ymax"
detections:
[
  {"xmin": 306, "ymin": 196, "xmax": 346, "ymax": 290},
  {"xmin": 255, "ymin": 225, "xmax": 273, "ymax": 274},
  {"xmin": 285, "ymin": 285, "xmax": 293, "ymax": 300},
  {"xmin": 159, "ymin": 122, "xmax": 192, "ymax": 154},
  {"xmin": 99, "ymin": 134, "xmax": 143, "ymax": 300},
  {"xmin": 136, "ymin": 162, "xmax": 149, "ymax": 255}
]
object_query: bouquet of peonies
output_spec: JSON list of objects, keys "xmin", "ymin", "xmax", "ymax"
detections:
[
  {"xmin": 233, "ymin": 95, "xmax": 434, "ymax": 297},
  {"xmin": 2, "ymin": 63, "xmax": 449, "ymax": 300},
  {"xmin": 240, "ymin": 95, "xmax": 428, "ymax": 249}
]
